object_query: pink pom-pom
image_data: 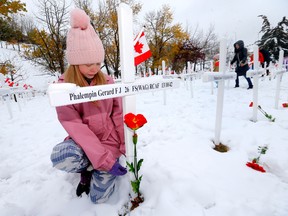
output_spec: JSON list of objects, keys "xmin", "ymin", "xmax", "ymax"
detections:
[{"xmin": 70, "ymin": 8, "xmax": 90, "ymax": 30}]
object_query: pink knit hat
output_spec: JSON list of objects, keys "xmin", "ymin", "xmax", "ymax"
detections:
[{"xmin": 66, "ymin": 8, "xmax": 105, "ymax": 65}]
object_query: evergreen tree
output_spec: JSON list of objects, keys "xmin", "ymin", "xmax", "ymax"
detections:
[
  {"xmin": 257, "ymin": 15, "xmax": 288, "ymax": 60},
  {"xmin": 0, "ymin": 17, "xmax": 14, "ymax": 41}
]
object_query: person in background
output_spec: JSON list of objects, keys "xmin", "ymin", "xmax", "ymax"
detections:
[
  {"xmin": 231, "ymin": 40, "xmax": 253, "ymax": 89},
  {"xmin": 259, "ymin": 47, "xmax": 272, "ymax": 76},
  {"xmin": 50, "ymin": 8, "xmax": 126, "ymax": 204},
  {"xmin": 213, "ymin": 53, "xmax": 219, "ymax": 87},
  {"xmin": 249, "ymin": 49, "xmax": 264, "ymax": 70},
  {"xmin": 213, "ymin": 54, "xmax": 220, "ymax": 72}
]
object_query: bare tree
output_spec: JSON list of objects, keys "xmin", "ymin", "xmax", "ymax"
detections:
[
  {"xmin": 19, "ymin": 15, "xmax": 36, "ymax": 37},
  {"xmin": 182, "ymin": 24, "xmax": 219, "ymax": 71},
  {"xmin": 199, "ymin": 25, "xmax": 219, "ymax": 69},
  {"xmin": 22, "ymin": 0, "xmax": 70, "ymax": 75}
]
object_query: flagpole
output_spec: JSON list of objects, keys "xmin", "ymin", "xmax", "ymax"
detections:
[{"xmin": 133, "ymin": 26, "xmax": 145, "ymax": 46}]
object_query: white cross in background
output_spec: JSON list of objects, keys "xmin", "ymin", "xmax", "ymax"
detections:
[{"xmin": 202, "ymin": 39, "xmax": 236, "ymax": 145}]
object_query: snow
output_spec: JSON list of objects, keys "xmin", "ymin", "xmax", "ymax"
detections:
[{"xmin": 1, "ymin": 47, "xmax": 288, "ymax": 216}]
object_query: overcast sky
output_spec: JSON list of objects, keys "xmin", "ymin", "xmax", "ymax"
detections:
[
  {"xmin": 139, "ymin": 0, "xmax": 288, "ymax": 47},
  {"xmin": 23, "ymin": 0, "xmax": 287, "ymax": 48}
]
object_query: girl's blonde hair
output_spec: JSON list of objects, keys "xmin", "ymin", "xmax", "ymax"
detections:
[{"xmin": 64, "ymin": 65, "xmax": 107, "ymax": 87}]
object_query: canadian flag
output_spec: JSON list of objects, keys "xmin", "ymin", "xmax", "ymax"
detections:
[{"xmin": 134, "ymin": 30, "xmax": 152, "ymax": 66}]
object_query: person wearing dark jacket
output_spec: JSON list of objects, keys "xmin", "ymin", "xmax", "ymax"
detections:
[
  {"xmin": 231, "ymin": 40, "xmax": 253, "ymax": 89},
  {"xmin": 259, "ymin": 47, "xmax": 271, "ymax": 76}
]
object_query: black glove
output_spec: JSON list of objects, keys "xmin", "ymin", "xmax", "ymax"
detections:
[
  {"xmin": 76, "ymin": 182, "xmax": 90, "ymax": 197},
  {"xmin": 76, "ymin": 170, "xmax": 92, "ymax": 197}
]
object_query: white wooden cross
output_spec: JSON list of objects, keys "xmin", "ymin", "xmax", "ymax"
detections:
[
  {"xmin": 180, "ymin": 62, "xmax": 197, "ymax": 97},
  {"xmin": 273, "ymin": 50, "xmax": 287, "ymax": 109},
  {"xmin": 0, "ymin": 88, "xmax": 13, "ymax": 118},
  {"xmin": 47, "ymin": 3, "xmax": 180, "ymax": 196},
  {"xmin": 0, "ymin": 86, "xmax": 30, "ymax": 118},
  {"xmin": 202, "ymin": 39, "xmax": 236, "ymax": 145},
  {"xmin": 246, "ymin": 45, "xmax": 265, "ymax": 122}
]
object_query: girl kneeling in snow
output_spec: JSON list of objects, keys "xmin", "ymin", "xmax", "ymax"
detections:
[{"xmin": 50, "ymin": 8, "xmax": 126, "ymax": 204}]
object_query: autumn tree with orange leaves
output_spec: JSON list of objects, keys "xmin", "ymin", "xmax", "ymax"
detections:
[
  {"xmin": 0, "ymin": 0, "xmax": 26, "ymax": 47},
  {"xmin": 0, "ymin": 0, "xmax": 27, "ymax": 19},
  {"xmin": 144, "ymin": 5, "xmax": 189, "ymax": 74}
]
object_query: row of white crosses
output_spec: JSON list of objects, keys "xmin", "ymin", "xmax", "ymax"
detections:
[
  {"xmin": 247, "ymin": 47, "xmax": 286, "ymax": 122},
  {"xmin": 0, "ymin": 73, "xmax": 34, "ymax": 118},
  {"xmin": 0, "ymin": 86, "xmax": 35, "ymax": 118},
  {"xmin": 0, "ymin": 87, "xmax": 13, "ymax": 118},
  {"xmin": 47, "ymin": 3, "xmax": 181, "ymax": 196},
  {"xmin": 202, "ymin": 41, "xmax": 287, "ymax": 145}
]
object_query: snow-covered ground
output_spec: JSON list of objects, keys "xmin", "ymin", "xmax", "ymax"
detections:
[{"xmin": 1, "ymin": 46, "xmax": 288, "ymax": 216}]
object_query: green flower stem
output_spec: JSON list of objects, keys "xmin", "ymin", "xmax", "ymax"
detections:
[
  {"xmin": 257, "ymin": 106, "xmax": 275, "ymax": 122},
  {"xmin": 254, "ymin": 146, "xmax": 268, "ymax": 163},
  {"xmin": 133, "ymin": 131, "xmax": 138, "ymax": 180},
  {"xmin": 126, "ymin": 130, "xmax": 144, "ymax": 196}
]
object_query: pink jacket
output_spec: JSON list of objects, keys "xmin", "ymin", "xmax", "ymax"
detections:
[{"xmin": 56, "ymin": 74, "xmax": 125, "ymax": 171}]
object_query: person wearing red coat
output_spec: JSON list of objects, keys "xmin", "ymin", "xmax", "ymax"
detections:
[{"xmin": 250, "ymin": 51, "xmax": 264, "ymax": 66}]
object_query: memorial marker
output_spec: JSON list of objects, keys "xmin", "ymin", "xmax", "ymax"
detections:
[{"xmin": 202, "ymin": 39, "xmax": 236, "ymax": 145}]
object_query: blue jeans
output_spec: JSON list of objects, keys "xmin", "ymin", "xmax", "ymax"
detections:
[
  {"xmin": 50, "ymin": 139, "xmax": 117, "ymax": 204},
  {"xmin": 235, "ymin": 74, "xmax": 253, "ymax": 87}
]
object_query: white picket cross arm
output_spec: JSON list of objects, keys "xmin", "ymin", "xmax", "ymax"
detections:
[
  {"xmin": 202, "ymin": 72, "xmax": 236, "ymax": 82},
  {"xmin": 246, "ymin": 68, "xmax": 265, "ymax": 77},
  {"xmin": 272, "ymin": 68, "xmax": 287, "ymax": 76},
  {"xmin": 47, "ymin": 79, "xmax": 180, "ymax": 107}
]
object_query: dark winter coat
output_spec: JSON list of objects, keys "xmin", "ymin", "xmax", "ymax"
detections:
[
  {"xmin": 259, "ymin": 48, "xmax": 271, "ymax": 63},
  {"xmin": 231, "ymin": 40, "xmax": 250, "ymax": 76}
]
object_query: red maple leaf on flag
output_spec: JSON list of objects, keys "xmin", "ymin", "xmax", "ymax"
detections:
[
  {"xmin": 134, "ymin": 30, "xmax": 151, "ymax": 66},
  {"xmin": 134, "ymin": 41, "xmax": 144, "ymax": 54}
]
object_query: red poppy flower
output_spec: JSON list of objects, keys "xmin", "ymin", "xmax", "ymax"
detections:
[
  {"xmin": 124, "ymin": 113, "xmax": 147, "ymax": 130},
  {"xmin": 249, "ymin": 102, "xmax": 253, "ymax": 107},
  {"xmin": 246, "ymin": 161, "xmax": 266, "ymax": 172},
  {"xmin": 282, "ymin": 103, "xmax": 288, "ymax": 108}
]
